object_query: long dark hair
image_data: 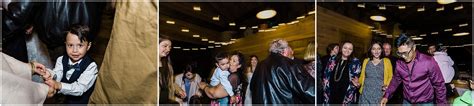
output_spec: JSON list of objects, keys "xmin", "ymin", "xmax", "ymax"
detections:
[
  {"xmin": 181, "ymin": 61, "xmax": 197, "ymax": 84},
  {"xmin": 159, "ymin": 35, "xmax": 174, "ymax": 101},
  {"xmin": 230, "ymin": 51, "xmax": 246, "ymax": 82},
  {"xmin": 230, "ymin": 51, "xmax": 247, "ymax": 96},
  {"xmin": 367, "ymin": 41, "xmax": 385, "ymax": 60},
  {"xmin": 249, "ymin": 55, "xmax": 258, "ymax": 69}
]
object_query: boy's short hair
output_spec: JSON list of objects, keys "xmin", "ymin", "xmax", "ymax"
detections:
[
  {"xmin": 67, "ymin": 24, "xmax": 90, "ymax": 43},
  {"xmin": 214, "ymin": 52, "xmax": 228, "ymax": 63}
]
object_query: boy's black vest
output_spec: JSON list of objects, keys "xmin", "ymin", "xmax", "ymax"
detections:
[{"xmin": 61, "ymin": 54, "xmax": 96, "ymax": 104}]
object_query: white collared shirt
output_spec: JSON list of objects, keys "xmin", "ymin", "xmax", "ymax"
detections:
[{"xmin": 48, "ymin": 56, "xmax": 98, "ymax": 96}]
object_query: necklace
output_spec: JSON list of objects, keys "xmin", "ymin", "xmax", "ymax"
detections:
[{"xmin": 334, "ymin": 60, "xmax": 346, "ymax": 82}]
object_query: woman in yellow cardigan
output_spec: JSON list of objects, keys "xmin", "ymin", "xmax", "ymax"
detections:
[{"xmin": 358, "ymin": 41, "xmax": 393, "ymax": 104}]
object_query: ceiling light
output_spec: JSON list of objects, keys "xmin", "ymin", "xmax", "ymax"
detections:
[
  {"xmin": 222, "ymin": 43, "xmax": 228, "ymax": 45},
  {"xmin": 209, "ymin": 41, "xmax": 215, "ymax": 43},
  {"xmin": 166, "ymin": 20, "xmax": 175, "ymax": 24},
  {"xmin": 308, "ymin": 10, "xmax": 315, "ymax": 15},
  {"xmin": 462, "ymin": 44, "xmax": 474, "ymax": 47},
  {"xmin": 266, "ymin": 29, "xmax": 277, "ymax": 32},
  {"xmin": 289, "ymin": 20, "xmax": 300, "ymax": 24},
  {"xmin": 208, "ymin": 46, "xmax": 214, "ymax": 48},
  {"xmin": 371, "ymin": 29, "xmax": 377, "ymax": 32},
  {"xmin": 181, "ymin": 28, "xmax": 189, "ymax": 32},
  {"xmin": 230, "ymin": 39, "xmax": 236, "ymax": 41},
  {"xmin": 398, "ymin": 5, "xmax": 406, "ymax": 9},
  {"xmin": 193, "ymin": 34, "xmax": 200, "ymax": 37},
  {"xmin": 420, "ymin": 34, "xmax": 427, "ymax": 36},
  {"xmin": 431, "ymin": 32, "xmax": 439, "ymax": 34},
  {"xmin": 459, "ymin": 23, "xmax": 468, "ymax": 27},
  {"xmin": 252, "ymin": 26, "xmax": 258, "ymax": 29},
  {"xmin": 436, "ymin": 6, "xmax": 444, "ymax": 11},
  {"xmin": 379, "ymin": 5, "xmax": 386, "ymax": 10},
  {"xmin": 437, "ymin": 0, "xmax": 456, "ymax": 4},
  {"xmin": 444, "ymin": 29, "xmax": 452, "ymax": 32},
  {"xmin": 256, "ymin": 9, "xmax": 277, "ymax": 19},
  {"xmin": 454, "ymin": 5, "xmax": 463, "ymax": 10},
  {"xmin": 183, "ymin": 48, "xmax": 190, "ymax": 51},
  {"xmin": 192, "ymin": 48, "xmax": 198, "ymax": 50},
  {"xmin": 215, "ymin": 45, "xmax": 221, "ymax": 47},
  {"xmin": 200, "ymin": 48, "xmax": 206, "ymax": 50},
  {"xmin": 193, "ymin": 6, "xmax": 201, "ymax": 11},
  {"xmin": 417, "ymin": 6, "xmax": 425, "ymax": 12},
  {"xmin": 272, "ymin": 26, "xmax": 279, "ymax": 28},
  {"xmin": 173, "ymin": 47, "xmax": 181, "ymax": 49},
  {"xmin": 240, "ymin": 27, "xmax": 246, "ymax": 29},
  {"xmin": 357, "ymin": 3, "xmax": 365, "ymax": 8},
  {"xmin": 368, "ymin": 26, "xmax": 374, "ymax": 29},
  {"xmin": 201, "ymin": 38, "xmax": 208, "ymax": 41},
  {"xmin": 387, "ymin": 35, "xmax": 393, "ymax": 38},
  {"xmin": 258, "ymin": 30, "xmax": 265, "ymax": 32},
  {"xmin": 212, "ymin": 16, "xmax": 219, "ymax": 21},
  {"xmin": 278, "ymin": 23, "xmax": 286, "ymax": 26},
  {"xmin": 229, "ymin": 22, "xmax": 236, "ymax": 26},
  {"xmin": 380, "ymin": 33, "xmax": 387, "ymax": 36},
  {"xmin": 413, "ymin": 37, "xmax": 423, "ymax": 40},
  {"xmin": 296, "ymin": 16, "xmax": 305, "ymax": 19},
  {"xmin": 453, "ymin": 32, "xmax": 469, "ymax": 36},
  {"xmin": 370, "ymin": 15, "xmax": 386, "ymax": 21}
]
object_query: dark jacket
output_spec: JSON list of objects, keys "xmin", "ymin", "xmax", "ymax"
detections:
[
  {"xmin": 250, "ymin": 53, "xmax": 315, "ymax": 104},
  {"xmin": 61, "ymin": 54, "xmax": 96, "ymax": 104}
]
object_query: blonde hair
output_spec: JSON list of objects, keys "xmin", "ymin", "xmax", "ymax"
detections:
[{"xmin": 304, "ymin": 41, "xmax": 315, "ymax": 61}]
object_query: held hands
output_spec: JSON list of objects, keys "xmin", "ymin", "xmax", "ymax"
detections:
[
  {"xmin": 31, "ymin": 62, "xmax": 60, "ymax": 97},
  {"xmin": 31, "ymin": 61, "xmax": 47, "ymax": 75}
]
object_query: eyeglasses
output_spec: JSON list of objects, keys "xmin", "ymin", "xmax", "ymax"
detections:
[{"xmin": 397, "ymin": 46, "xmax": 414, "ymax": 58}]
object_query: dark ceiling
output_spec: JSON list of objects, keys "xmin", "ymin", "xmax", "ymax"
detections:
[
  {"xmin": 159, "ymin": 2, "xmax": 315, "ymax": 50},
  {"xmin": 318, "ymin": 2, "xmax": 472, "ymax": 47}
]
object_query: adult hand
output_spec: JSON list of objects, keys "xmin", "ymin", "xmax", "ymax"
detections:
[
  {"xmin": 32, "ymin": 62, "xmax": 47, "ymax": 75},
  {"xmin": 352, "ymin": 77, "xmax": 360, "ymax": 88},
  {"xmin": 177, "ymin": 89, "xmax": 186, "ymax": 99},
  {"xmin": 47, "ymin": 86, "xmax": 55, "ymax": 98},
  {"xmin": 380, "ymin": 97, "xmax": 388, "ymax": 106},
  {"xmin": 44, "ymin": 79, "xmax": 56, "ymax": 88},
  {"xmin": 230, "ymin": 95, "xmax": 236, "ymax": 104},
  {"xmin": 42, "ymin": 71, "xmax": 53, "ymax": 81}
]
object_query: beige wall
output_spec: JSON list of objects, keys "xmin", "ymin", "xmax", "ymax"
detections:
[
  {"xmin": 317, "ymin": 6, "xmax": 372, "ymax": 58},
  {"xmin": 219, "ymin": 15, "xmax": 315, "ymax": 61}
]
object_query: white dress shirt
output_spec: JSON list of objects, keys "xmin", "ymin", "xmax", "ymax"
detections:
[{"xmin": 48, "ymin": 56, "xmax": 98, "ymax": 96}]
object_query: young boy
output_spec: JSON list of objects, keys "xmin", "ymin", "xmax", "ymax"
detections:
[
  {"xmin": 209, "ymin": 52, "xmax": 234, "ymax": 104},
  {"xmin": 44, "ymin": 24, "xmax": 98, "ymax": 104}
]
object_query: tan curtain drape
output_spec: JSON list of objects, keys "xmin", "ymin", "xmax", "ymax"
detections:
[{"xmin": 89, "ymin": 0, "xmax": 157, "ymax": 104}]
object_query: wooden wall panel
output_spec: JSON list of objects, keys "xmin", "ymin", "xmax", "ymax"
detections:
[
  {"xmin": 218, "ymin": 15, "xmax": 315, "ymax": 61},
  {"xmin": 317, "ymin": 6, "xmax": 372, "ymax": 58}
]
